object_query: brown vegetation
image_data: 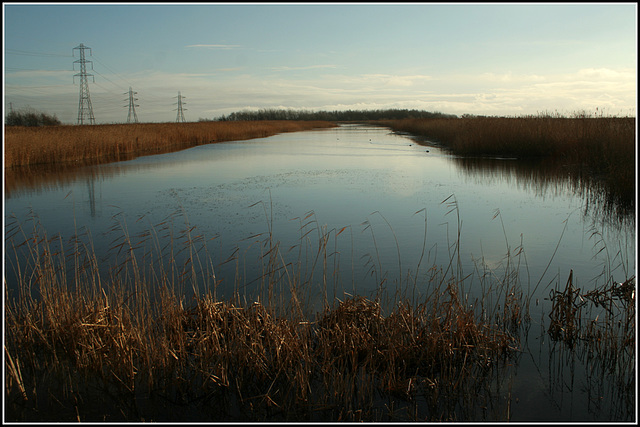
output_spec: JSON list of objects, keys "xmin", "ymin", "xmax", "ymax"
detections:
[
  {"xmin": 376, "ymin": 113, "xmax": 636, "ymax": 217},
  {"xmin": 546, "ymin": 269, "xmax": 635, "ymax": 419},
  {"xmin": 5, "ymin": 199, "xmax": 634, "ymax": 422},
  {"xmin": 3, "ymin": 120, "xmax": 336, "ymax": 169},
  {"xmin": 4, "ymin": 114, "xmax": 636, "ymax": 421},
  {"xmin": 4, "ymin": 205, "xmax": 526, "ymax": 422}
]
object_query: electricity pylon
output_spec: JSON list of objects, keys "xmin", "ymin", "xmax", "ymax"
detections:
[
  {"xmin": 175, "ymin": 91, "xmax": 186, "ymax": 122},
  {"xmin": 124, "ymin": 87, "xmax": 139, "ymax": 123},
  {"xmin": 73, "ymin": 43, "xmax": 96, "ymax": 125}
]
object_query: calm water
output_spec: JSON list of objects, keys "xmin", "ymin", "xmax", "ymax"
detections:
[{"xmin": 3, "ymin": 123, "xmax": 636, "ymax": 421}]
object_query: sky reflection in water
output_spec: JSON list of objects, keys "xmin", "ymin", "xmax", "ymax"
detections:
[
  {"xmin": 4, "ymin": 124, "xmax": 635, "ymax": 308},
  {"xmin": 4, "ymin": 124, "xmax": 636, "ymax": 421}
]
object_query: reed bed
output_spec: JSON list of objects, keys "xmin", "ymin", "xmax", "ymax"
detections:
[
  {"xmin": 3, "ymin": 120, "xmax": 336, "ymax": 169},
  {"xmin": 4, "ymin": 199, "xmax": 635, "ymax": 421},
  {"xmin": 376, "ymin": 113, "xmax": 636, "ymax": 217},
  {"xmin": 5, "ymin": 202, "xmax": 529, "ymax": 422}
]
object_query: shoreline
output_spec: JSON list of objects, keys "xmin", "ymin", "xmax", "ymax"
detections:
[{"xmin": 4, "ymin": 120, "xmax": 337, "ymax": 169}]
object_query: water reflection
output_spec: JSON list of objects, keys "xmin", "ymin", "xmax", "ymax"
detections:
[
  {"xmin": 5, "ymin": 159, "xmax": 161, "ymax": 199},
  {"xmin": 451, "ymin": 156, "xmax": 634, "ymax": 227},
  {"xmin": 3, "ymin": 124, "xmax": 635, "ymax": 421},
  {"xmin": 5, "ymin": 124, "xmax": 634, "ymax": 296}
]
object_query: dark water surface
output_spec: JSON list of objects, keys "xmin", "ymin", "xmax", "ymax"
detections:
[{"xmin": 4, "ymin": 123, "xmax": 636, "ymax": 421}]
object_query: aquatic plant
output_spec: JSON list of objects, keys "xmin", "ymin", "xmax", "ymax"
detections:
[
  {"xmin": 377, "ymin": 113, "xmax": 636, "ymax": 219},
  {"xmin": 4, "ymin": 201, "xmax": 529, "ymax": 422},
  {"xmin": 4, "ymin": 198, "xmax": 635, "ymax": 421},
  {"xmin": 3, "ymin": 120, "xmax": 336, "ymax": 169}
]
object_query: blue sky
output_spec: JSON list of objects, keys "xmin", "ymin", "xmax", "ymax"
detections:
[{"xmin": 3, "ymin": 2, "xmax": 637, "ymax": 124}]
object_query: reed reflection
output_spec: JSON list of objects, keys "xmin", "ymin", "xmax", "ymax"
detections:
[
  {"xmin": 543, "ymin": 271, "xmax": 635, "ymax": 421},
  {"xmin": 451, "ymin": 156, "xmax": 634, "ymax": 227},
  {"xmin": 5, "ymin": 159, "xmax": 150, "ymax": 199}
]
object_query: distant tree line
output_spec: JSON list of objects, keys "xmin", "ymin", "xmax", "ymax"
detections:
[
  {"xmin": 5, "ymin": 108, "xmax": 61, "ymax": 127},
  {"xmin": 211, "ymin": 108, "xmax": 457, "ymax": 122}
]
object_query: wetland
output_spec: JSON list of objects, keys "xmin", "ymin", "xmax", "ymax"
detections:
[{"xmin": 4, "ymin": 122, "xmax": 636, "ymax": 421}]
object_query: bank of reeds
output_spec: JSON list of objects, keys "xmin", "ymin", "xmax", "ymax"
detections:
[
  {"xmin": 3, "ymin": 120, "xmax": 336, "ymax": 169},
  {"xmin": 5, "ymin": 204, "xmax": 528, "ymax": 422},
  {"xmin": 376, "ymin": 113, "xmax": 636, "ymax": 217}
]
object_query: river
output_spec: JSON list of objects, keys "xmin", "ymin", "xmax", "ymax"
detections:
[{"xmin": 3, "ymin": 123, "xmax": 636, "ymax": 421}]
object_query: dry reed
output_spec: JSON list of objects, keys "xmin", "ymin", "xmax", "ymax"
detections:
[
  {"xmin": 545, "ymin": 269, "xmax": 635, "ymax": 420},
  {"xmin": 5, "ymin": 204, "xmax": 529, "ymax": 422},
  {"xmin": 4, "ymin": 120, "xmax": 336, "ymax": 169},
  {"xmin": 377, "ymin": 114, "xmax": 636, "ymax": 217},
  {"xmin": 4, "ymin": 194, "xmax": 635, "ymax": 421}
]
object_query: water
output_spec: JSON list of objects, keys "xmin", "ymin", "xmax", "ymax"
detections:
[
  {"xmin": 3, "ymin": 123, "xmax": 636, "ymax": 421},
  {"xmin": 5, "ymin": 124, "xmax": 633, "ymax": 299}
]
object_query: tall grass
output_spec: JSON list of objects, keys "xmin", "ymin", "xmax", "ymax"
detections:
[
  {"xmin": 377, "ymin": 113, "xmax": 636, "ymax": 218},
  {"xmin": 4, "ymin": 120, "xmax": 336, "ymax": 169},
  {"xmin": 4, "ymin": 199, "xmax": 635, "ymax": 421},
  {"xmin": 5, "ymin": 200, "xmax": 528, "ymax": 422}
]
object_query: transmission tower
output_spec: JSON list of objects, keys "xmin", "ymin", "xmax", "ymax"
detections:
[
  {"xmin": 73, "ymin": 43, "xmax": 95, "ymax": 125},
  {"xmin": 175, "ymin": 91, "xmax": 186, "ymax": 122},
  {"xmin": 124, "ymin": 87, "xmax": 139, "ymax": 123}
]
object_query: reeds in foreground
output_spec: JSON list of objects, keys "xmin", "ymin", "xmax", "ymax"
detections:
[
  {"xmin": 4, "ymin": 203, "xmax": 635, "ymax": 421},
  {"xmin": 4, "ymin": 204, "xmax": 529, "ymax": 422}
]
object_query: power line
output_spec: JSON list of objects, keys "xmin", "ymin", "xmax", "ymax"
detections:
[
  {"xmin": 5, "ymin": 67, "xmax": 70, "ymax": 72},
  {"xmin": 92, "ymin": 69, "xmax": 128, "ymax": 93},
  {"xmin": 124, "ymin": 87, "xmax": 139, "ymax": 123},
  {"xmin": 8, "ymin": 46, "xmax": 204, "ymax": 124},
  {"xmin": 4, "ymin": 84, "xmax": 69, "ymax": 91},
  {"xmin": 174, "ymin": 91, "xmax": 187, "ymax": 122},
  {"xmin": 73, "ymin": 43, "xmax": 96, "ymax": 125},
  {"xmin": 91, "ymin": 55, "xmax": 134, "ymax": 90},
  {"xmin": 5, "ymin": 48, "xmax": 71, "ymax": 58}
]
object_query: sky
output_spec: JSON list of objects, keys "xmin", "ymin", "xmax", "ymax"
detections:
[{"xmin": 3, "ymin": 2, "xmax": 637, "ymax": 124}]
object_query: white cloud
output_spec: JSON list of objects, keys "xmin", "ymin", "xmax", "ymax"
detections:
[
  {"xmin": 575, "ymin": 67, "xmax": 634, "ymax": 79},
  {"xmin": 270, "ymin": 65, "xmax": 337, "ymax": 71},
  {"xmin": 361, "ymin": 74, "xmax": 433, "ymax": 87},
  {"xmin": 216, "ymin": 67, "xmax": 245, "ymax": 72},
  {"xmin": 6, "ymin": 65, "xmax": 635, "ymax": 124},
  {"xmin": 336, "ymin": 74, "xmax": 433, "ymax": 88},
  {"xmin": 478, "ymin": 72, "xmax": 546, "ymax": 83},
  {"xmin": 185, "ymin": 44, "xmax": 241, "ymax": 50}
]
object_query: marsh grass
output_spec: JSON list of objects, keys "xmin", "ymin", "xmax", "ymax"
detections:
[
  {"xmin": 4, "ymin": 197, "xmax": 526, "ymax": 422},
  {"xmin": 3, "ymin": 120, "xmax": 336, "ymax": 169},
  {"xmin": 377, "ymin": 113, "xmax": 636, "ymax": 218},
  {"xmin": 4, "ymin": 197, "xmax": 635, "ymax": 421},
  {"xmin": 540, "ymin": 214, "xmax": 636, "ymax": 421},
  {"xmin": 544, "ymin": 269, "xmax": 635, "ymax": 420}
]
